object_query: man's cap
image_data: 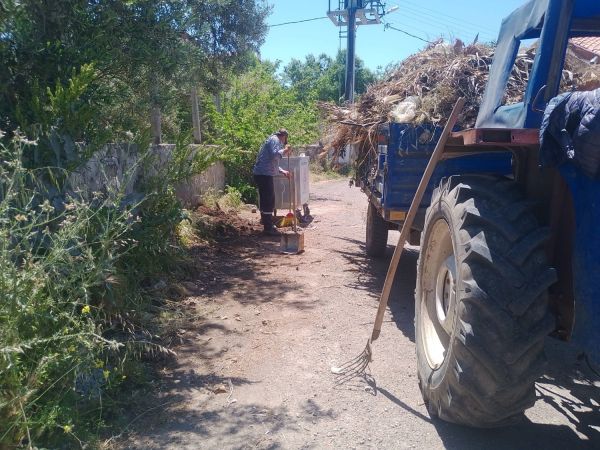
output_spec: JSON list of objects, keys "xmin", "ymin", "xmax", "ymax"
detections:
[{"xmin": 275, "ymin": 128, "xmax": 289, "ymax": 136}]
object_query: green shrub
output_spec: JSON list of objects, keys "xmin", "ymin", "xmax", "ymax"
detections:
[
  {"xmin": 0, "ymin": 133, "xmax": 183, "ymax": 447},
  {"xmin": 220, "ymin": 185, "xmax": 243, "ymax": 210},
  {"xmin": 202, "ymin": 59, "xmax": 320, "ymax": 201}
]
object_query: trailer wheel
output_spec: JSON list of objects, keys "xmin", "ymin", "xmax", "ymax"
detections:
[
  {"xmin": 415, "ymin": 175, "xmax": 556, "ymax": 427},
  {"xmin": 366, "ymin": 201, "xmax": 388, "ymax": 257}
]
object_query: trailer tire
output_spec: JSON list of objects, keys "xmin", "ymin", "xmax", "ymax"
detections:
[
  {"xmin": 366, "ymin": 201, "xmax": 388, "ymax": 257},
  {"xmin": 415, "ymin": 175, "xmax": 556, "ymax": 427}
]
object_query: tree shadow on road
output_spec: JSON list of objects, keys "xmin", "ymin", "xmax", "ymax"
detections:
[
  {"xmin": 122, "ymin": 306, "xmax": 339, "ymax": 449},
  {"xmin": 427, "ymin": 350, "xmax": 600, "ymax": 450},
  {"xmin": 181, "ymin": 233, "xmax": 315, "ymax": 311},
  {"xmin": 531, "ymin": 339, "xmax": 600, "ymax": 447},
  {"xmin": 370, "ymin": 370, "xmax": 599, "ymax": 450},
  {"xmin": 333, "ymin": 236, "xmax": 417, "ymax": 342},
  {"xmin": 120, "ymin": 230, "xmax": 327, "ymax": 446},
  {"xmin": 125, "ymin": 396, "xmax": 336, "ymax": 449},
  {"xmin": 333, "ymin": 239, "xmax": 600, "ymax": 449}
]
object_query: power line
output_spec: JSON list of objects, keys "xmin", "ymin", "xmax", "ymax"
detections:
[
  {"xmin": 393, "ymin": 15, "xmax": 485, "ymax": 42},
  {"xmin": 389, "ymin": 20, "xmax": 439, "ymax": 40},
  {"xmin": 268, "ymin": 16, "xmax": 328, "ymax": 28},
  {"xmin": 400, "ymin": 4, "xmax": 485, "ymax": 32},
  {"xmin": 396, "ymin": 5, "xmax": 496, "ymax": 41},
  {"xmin": 400, "ymin": 0, "xmax": 494, "ymax": 31},
  {"xmin": 389, "ymin": 10, "xmax": 495, "ymax": 44},
  {"xmin": 384, "ymin": 23, "xmax": 434, "ymax": 44}
]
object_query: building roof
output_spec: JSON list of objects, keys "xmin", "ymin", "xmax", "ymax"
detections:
[{"xmin": 571, "ymin": 37, "xmax": 600, "ymax": 58}]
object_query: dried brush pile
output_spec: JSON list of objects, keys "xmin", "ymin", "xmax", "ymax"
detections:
[{"xmin": 321, "ymin": 39, "xmax": 600, "ymax": 166}]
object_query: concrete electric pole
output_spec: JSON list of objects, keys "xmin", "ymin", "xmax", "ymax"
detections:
[
  {"xmin": 344, "ymin": 2, "xmax": 358, "ymax": 103},
  {"xmin": 327, "ymin": 1, "xmax": 389, "ymax": 103}
]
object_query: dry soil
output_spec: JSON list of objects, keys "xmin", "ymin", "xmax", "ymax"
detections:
[{"xmin": 124, "ymin": 178, "xmax": 600, "ymax": 450}]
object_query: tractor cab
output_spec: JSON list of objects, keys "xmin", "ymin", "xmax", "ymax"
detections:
[{"xmin": 477, "ymin": 0, "xmax": 600, "ymax": 129}]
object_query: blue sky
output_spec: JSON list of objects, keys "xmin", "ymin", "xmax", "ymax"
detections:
[{"xmin": 260, "ymin": 0, "xmax": 526, "ymax": 71}]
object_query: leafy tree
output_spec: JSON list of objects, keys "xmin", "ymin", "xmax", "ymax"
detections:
[
  {"xmin": 282, "ymin": 50, "xmax": 377, "ymax": 103},
  {"xmin": 203, "ymin": 58, "xmax": 320, "ymax": 202},
  {"xmin": 0, "ymin": 0, "xmax": 270, "ymax": 166},
  {"xmin": 0, "ymin": 2, "xmax": 277, "ymax": 445},
  {"xmin": 282, "ymin": 54, "xmax": 333, "ymax": 100}
]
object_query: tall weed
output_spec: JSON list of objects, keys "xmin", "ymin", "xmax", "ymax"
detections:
[{"xmin": 0, "ymin": 132, "xmax": 182, "ymax": 447}]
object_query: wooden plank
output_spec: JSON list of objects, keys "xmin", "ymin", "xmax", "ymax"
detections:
[
  {"xmin": 449, "ymin": 128, "xmax": 539, "ymax": 147},
  {"xmin": 370, "ymin": 98, "xmax": 466, "ymax": 342}
]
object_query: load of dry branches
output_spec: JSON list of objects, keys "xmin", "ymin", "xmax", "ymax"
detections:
[{"xmin": 320, "ymin": 39, "xmax": 600, "ymax": 169}]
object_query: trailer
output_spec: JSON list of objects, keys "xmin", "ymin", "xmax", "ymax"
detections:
[
  {"xmin": 358, "ymin": 123, "xmax": 513, "ymax": 256},
  {"xmin": 357, "ymin": 0, "xmax": 600, "ymax": 427}
]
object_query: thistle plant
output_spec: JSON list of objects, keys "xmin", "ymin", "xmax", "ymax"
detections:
[{"xmin": 0, "ymin": 132, "xmax": 168, "ymax": 447}]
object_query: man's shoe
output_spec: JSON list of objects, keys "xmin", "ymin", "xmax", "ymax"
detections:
[{"xmin": 263, "ymin": 227, "xmax": 281, "ymax": 236}]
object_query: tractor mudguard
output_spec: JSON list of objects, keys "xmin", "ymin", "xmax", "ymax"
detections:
[{"xmin": 559, "ymin": 164, "xmax": 600, "ymax": 362}]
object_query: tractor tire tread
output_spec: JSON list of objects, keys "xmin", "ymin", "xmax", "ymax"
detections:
[
  {"xmin": 416, "ymin": 175, "xmax": 555, "ymax": 427},
  {"xmin": 365, "ymin": 201, "xmax": 388, "ymax": 257}
]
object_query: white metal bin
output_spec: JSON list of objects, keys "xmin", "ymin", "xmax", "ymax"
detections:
[{"xmin": 273, "ymin": 156, "xmax": 310, "ymax": 210}]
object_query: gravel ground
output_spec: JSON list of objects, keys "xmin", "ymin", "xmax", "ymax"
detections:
[{"xmin": 124, "ymin": 178, "xmax": 600, "ymax": 450}]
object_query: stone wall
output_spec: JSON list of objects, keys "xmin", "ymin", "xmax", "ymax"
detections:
[
  {"xmin": 175, "ymin": 161, "xmax": 225, "ymax": 208},
  {"xmin": 67, "ymin": 143, "xmax": 226, "ymax": 207},
  {"xmin": 68, "ymin": 143, "xmax": 140, "ymax": 198}
]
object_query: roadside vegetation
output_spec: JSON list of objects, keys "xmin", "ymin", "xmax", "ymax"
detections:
[
  {"xmin": 309, "ymin": 160, "xmax": 354, "ymax": 182},
  {"xmin": 0, "ymin": 133, "xmax": 192, "ymax": 446},
  {"xmin": 203, "ymin": 50, "xmax": 376, "ymax": 203},
  {"xmin": 0, "ymin": 1, "xmax": 377, "ymax": 447}
]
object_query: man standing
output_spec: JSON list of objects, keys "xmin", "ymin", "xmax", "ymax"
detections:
[{"xmin": 253, "ymin": 128, "xmax": 292, "ymax": 235}]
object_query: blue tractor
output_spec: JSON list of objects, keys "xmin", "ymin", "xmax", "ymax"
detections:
[{"xmin": 359, "ymin": 0, "xmax": 600, "ymax": 426}]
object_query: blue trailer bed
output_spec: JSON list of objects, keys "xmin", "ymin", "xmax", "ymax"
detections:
[{"xmin": 359, "ymin": 123, "xmax": 513, "ymax": 224}]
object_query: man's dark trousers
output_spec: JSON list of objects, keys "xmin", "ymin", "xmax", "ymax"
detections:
[{"xmin": 254, "ymin": 175, "xmax": 275, "ymax": 230}]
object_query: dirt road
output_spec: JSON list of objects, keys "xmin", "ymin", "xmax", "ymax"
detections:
[{"xmin": 127, "ymin": 179, "xmax": 600, "ymax": 450}]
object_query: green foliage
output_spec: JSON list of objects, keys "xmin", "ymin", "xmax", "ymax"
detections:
[
  {"xmin": 0, "ymin": 1, "xmax": 345, "ymax": 446},
  {"xmin": 0, "ymin": 1, "xmax": 311, "ymax": 447},
  {"xmin": 309, "ymin": 158, "xmax": 354, "ymax": 181},
  {"xmin": 282, "ymin": 50, "xmax": 377, "ymax": 103},
  {"xmin": 220, "ymin": 185, "xmax": 243, "ymax": 210},
  {"xmin": 17, "ymin": 64, "xmax": 110, "ymax": 169},
  {"xmin": 231, "ymin": 182, "xmax": 259, "ymax": 205},
  {"xmin": 203, "ymin": 59, "xmax": 320, "ymax": 202},
  {"xmin": 0, "ymin": 1, "xmax": 269, "ymax": 166},
  {"xmin": 0, "ymin": 133, "xmax": 187, "ymax": 447}
]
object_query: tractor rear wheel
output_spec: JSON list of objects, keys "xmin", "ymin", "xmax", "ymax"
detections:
[
  {"xmin": 415, "ymin": 175, "xmax": 556, "ymax": 427},
  {"xmin": 366, "ymin": 201, "xmax": 388, "ymax": 257}
]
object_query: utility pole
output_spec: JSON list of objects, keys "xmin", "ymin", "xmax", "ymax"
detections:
[
  {"xmin": 328, "ymin": 1, "xmax": 389, "ymax": 103},
  {"xmin": 344, "ymin": 3, "xmax": 357, "ymax": 103}
]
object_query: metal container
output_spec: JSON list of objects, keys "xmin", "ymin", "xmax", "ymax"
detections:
[
  {"xmin": 274, "ymin": 156, "xmax": 310, "ymax": 209},
  {"xmin": 280, "ymin": 231, "xmax": 305, "ymax": 254}
]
